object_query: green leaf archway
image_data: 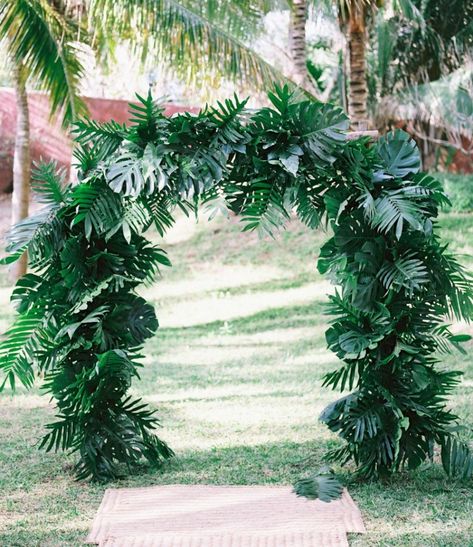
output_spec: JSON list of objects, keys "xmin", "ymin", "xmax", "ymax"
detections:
[{"xmin": 1, "ymin": 87, "xmax": 472, "ymax": 482}]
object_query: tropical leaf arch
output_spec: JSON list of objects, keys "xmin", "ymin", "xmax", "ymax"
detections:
[{"xmin": 1, "ymin": 87, "xmax": 472, "ymax": 487}]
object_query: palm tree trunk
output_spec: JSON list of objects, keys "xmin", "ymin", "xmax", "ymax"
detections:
[
  {"xmin": 11, "ymin": 64, "xmax": 30, "ymax": 280},
  {"xmin": 289, "ymin": 0, "xmax": 318, "ymax": 96},
  {"xmin": 347, "ymin": 6, "xmax": 368, "ymax": 126}
]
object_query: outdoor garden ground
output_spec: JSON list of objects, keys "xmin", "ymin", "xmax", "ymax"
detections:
[{"xmin": 0, "ymin": 206, "xmax": 472, "ymax": 546}]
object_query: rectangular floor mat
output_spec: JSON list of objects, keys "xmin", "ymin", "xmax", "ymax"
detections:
[{"xmin": 86, "ymin": 485, "xmax": 365, "ymax": 546}]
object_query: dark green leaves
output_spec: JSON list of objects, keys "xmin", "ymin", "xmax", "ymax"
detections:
[
  {"xmin": 441, "ymin": 436, "xmax": 473, "ymax": 480},
  {"xmin": 1, "ymin": 89, "xmax": 471, "ymax": 487},
  {"xmin": 289, "ymin": 101, "xmax": 349, "ymax": 165},
  {"xmin": 372, "ymin": 190, "xmax": 424, "ymax": 239},
  {"xmin": 293, "ymin": 471, "xmax": 344, "ymax": 503},
  {"xmin": 376, "ymin": 130, "xmax": 421, "ymax": 178},
  {"xmin": 378, "ymin": 251, "xmax": 429, "ymax": 293}
]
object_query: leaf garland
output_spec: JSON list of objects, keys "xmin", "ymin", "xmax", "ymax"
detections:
[{"xmin": 1, "ymin": 87, "xmax": 472, "ymax": 488}]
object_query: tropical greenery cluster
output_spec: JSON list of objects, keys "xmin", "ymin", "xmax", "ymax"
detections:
[
  {"xmin": 1, "ymin": 0, "xmax": 471, "ymax": 284},
  {"xmin": 1, "ymin": 87, "xmax": 472, "ymax": 486}
]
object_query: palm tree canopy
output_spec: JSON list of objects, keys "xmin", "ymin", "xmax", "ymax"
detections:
[
  {"xmin": 87, "ymin": 0, "xmax": 291, "ymax": 92},
  {"xmin": 0, "ymin": 0, "xmax": 88, "ymax": 127}
]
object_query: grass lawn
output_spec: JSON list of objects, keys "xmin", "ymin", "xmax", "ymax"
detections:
[{"xmin": 1, "ymin": 211, "xmax": 473, "ymax": 546}]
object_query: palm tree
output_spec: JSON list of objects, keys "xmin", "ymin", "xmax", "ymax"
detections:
[
  {"xmin": 288, "ymin": 0, "xmax": 319, "ymax": 94},
  {"xmin": 0, "ymin": 0, "xmax": 293, "ymax": 278},
  {"xmin": 284, "ymin": 0, "xmax": 376, "ymax": 122},
  {"xmin": 338, "ymin": 0, "xmax": 373, "ymax": 126},
  {"xmin": 10, "ymin": 64, "xmax": 30, "ymax": 279},
  {"xmin": 0, "ymin": 0, "xmax": 87, "ymax": 278}
]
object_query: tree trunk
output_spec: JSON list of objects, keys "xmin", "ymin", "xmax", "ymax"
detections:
[
  {"xmin": 11, "ymin": 64, "xmax": 30, "ymax": 280},
  {"xmin": 347, "ymin": 6, "xmax": 368, "ymax": 126},
  {"xmin": 289, "ymin": 0, "xmax": 318, "ymax": 97}
]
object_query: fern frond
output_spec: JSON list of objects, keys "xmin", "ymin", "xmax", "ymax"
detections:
[{"xmin": 241, "ymin": 179, "xmax": 290, "ymax": 237}]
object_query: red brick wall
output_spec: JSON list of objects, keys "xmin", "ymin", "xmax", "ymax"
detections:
[{"xmin": 0, "ymin": 89, "xmax": 197, "ymax": 193}]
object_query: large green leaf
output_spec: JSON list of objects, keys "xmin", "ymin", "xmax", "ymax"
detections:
[
  {"xmin": 106, "ymin": 146, "xmax": 168, "ymax": 198},
  {"xmin": 376, "ymin": 130, "xmax": 421, "ymax": 178},
  {"xmin": 290, "ymin": 101, "xmax": 349, "ymax": 165}
]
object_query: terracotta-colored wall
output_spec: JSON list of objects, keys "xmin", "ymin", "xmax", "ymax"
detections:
[{"xmin": 0, "ymin": 89, "xmax": 197, "ymax": 193}]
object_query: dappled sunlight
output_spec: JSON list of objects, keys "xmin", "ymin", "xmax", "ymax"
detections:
[
  {"xmin": 154, "ymin": 326, "xmax": 321, "ymax": 366},
  {"xmin": 149, "ymin": 383, "xmax": 304, "ymax": 404},
  {"xmin": 0, "ymin": 393, "xmax": 49, "ymax": 409},
  {"xmin": 2, "ymin": 479, "xmax": 97, "ymax": 540},
  {"xmin": 166, "ymin": 425, "xmax": 335, "ymax": 453},
  {"xmin": 157, "ymin": 344, "xmax": 280, "ymax": 367},
  {"xmin": 352, "ymin": 517, "xmax": 473, "ymax": 546},
  {"xmin": 174, "ymin": 396, "xmax": 330, "ymax": 428},
  {"xmin": 141, "ymin": 263, "xmax": 288, "ymax": 301},
  {"xmin": 156, "ymin": 281, "xmax": 332, "ymax": 328},
  {"xmin": 198, "ymin": 326, "xmax": 319, "ymax": 346},
  {"xmin": 158, "ymin": 394, "xmax": 335, "ymax": 452},
  {"xmin": 288, "ymin": 350, "xmax": 338, "ymax": 367}
]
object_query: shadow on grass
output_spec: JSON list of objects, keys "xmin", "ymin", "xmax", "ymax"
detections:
[
  {"xmin": 156, "ymin": 302, "xmax": 328, "ymax": 339},
  {"xmin": 2, "ymin": 426, "xmax": 473, "ymax": 546}
]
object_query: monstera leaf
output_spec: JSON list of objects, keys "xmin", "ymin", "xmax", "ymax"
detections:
[
  {"xmin": 376, "ymin": 130, "xmax": 421, "ymax": 178},
  {"xmin": 290, "ymin": 101, "xmax": 349, "ymax": 166},
  {"xmin": 293, "ymin": 470, "xmax": 344, "ymax": 503},
  {"xmin": 106, "ymin": 144, "xmax": 168, "ymax": 197}
]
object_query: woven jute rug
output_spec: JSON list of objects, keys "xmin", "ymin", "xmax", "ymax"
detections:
[{"xmin": 86, "ymin": 485, "xmax": 365, "ymax": 547}]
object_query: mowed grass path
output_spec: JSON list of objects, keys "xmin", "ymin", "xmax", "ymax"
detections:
[{"xmin": 1, "ymin": 213, "xmax": 473, "ymax": 546}]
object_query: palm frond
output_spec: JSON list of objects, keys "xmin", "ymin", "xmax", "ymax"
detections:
[
  {"xmin": 0, "ymin": 309, "xmax": 46, "ymax": 391},
  {"xmin": 372, "ymin": 190, "xmax": 424, "ymax": 239},
  {"xmin": 441, "ymin": 436, "xmax": 473, "ymax": 480},
  {"xmin": 88, "ymin": 0, "xmax": 290, "ymax": 92},
  {"xmin": 378, "ymin": 251, "xmax": 429, "ymax": 293},
  {"xmin": 31, "ymin": 161, "xmax": 68, "ymax": 205},
  {"xmin": 0, "ymin": 0, "xmax": 88, "ymax": 126}
]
